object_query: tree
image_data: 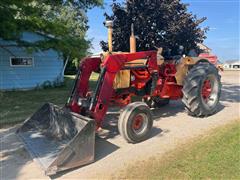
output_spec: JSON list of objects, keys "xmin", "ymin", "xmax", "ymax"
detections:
[
  {"xmin": 100, "ymin": 0, "xmax": 208, "ymax": 56},
  {"xmin": 0, "ymin": 0, "xmax": 102, "ymax": 61}
]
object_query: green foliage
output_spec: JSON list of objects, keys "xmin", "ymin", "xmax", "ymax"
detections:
[
  {"xmin": 101, "ymin": 0, "xmax": 208, "ymax": 56},
  {"xmin": 0, "ymin": 0, "xmax": 103, "ymax": 61}
]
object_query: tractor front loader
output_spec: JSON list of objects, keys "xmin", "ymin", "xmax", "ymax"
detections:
[{"xmin": 17, "ymin": 21, "xmax": 221, "ymax": 175}]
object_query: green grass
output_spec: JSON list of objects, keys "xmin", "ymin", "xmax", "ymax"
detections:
[
  {"xmin": 120, "ymin": 120, "xmax": 240, "ymax": 179},
  {"xmin": 0, "ymin": 73, "xmax": 99, "ymax": 126}
]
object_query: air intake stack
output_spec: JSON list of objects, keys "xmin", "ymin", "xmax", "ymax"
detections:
[{"xmin": 105, "ymin": 20, "xmax": 113, "ymax": 52}]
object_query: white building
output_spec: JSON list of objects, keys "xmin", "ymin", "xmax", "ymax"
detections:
[{"xmin": 223, "ymin": 60, "xmax": 240, "ymax": 70}]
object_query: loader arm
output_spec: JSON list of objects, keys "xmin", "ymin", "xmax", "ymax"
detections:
[
  {"xmin": 68, "ymin": 51, "xmax": 158, "ymax": 127},
  {"xmin": 68, "ymin": 57, "xmax": 102, "ymax": 113}
]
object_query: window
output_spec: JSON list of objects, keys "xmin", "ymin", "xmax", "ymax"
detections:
[
  {"xmin": 233, "ymin": 65, "xmax": 240, "ymax": 69},
  {"xmin": 10, "ymin": 57, "xmax": 33, "ymax": 67}
]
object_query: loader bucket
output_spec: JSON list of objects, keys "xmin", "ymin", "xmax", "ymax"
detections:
[{"xmin": 16, "ymin": 103, "xmax": 95, "ymax": 175}]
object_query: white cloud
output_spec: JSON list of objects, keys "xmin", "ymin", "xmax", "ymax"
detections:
[{"xmin": 209, "ymin": 27, "xmax": 217, "ymax": 30}]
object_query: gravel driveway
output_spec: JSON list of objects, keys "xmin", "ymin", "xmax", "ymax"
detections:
[{"xmin": 0, "ymin": 71, "xmax": 239, "ymax": 180}]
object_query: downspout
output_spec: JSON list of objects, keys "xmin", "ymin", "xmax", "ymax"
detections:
[{"xmin": 62, "ymin": 55, "xmax": 69, "ymax": 77}]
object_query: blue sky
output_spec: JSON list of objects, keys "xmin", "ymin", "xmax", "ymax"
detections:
[{"xmin": 87, "ymin": 0, "xmax": 239, "ymax": 61}]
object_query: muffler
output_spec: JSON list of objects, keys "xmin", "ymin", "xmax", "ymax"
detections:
[{"xmin": 16, "ymin": 103, "xmax": 95, "ymax": 175}]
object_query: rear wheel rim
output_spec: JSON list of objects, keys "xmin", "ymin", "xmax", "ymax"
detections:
[
  {"xmin": 132, "ymin": 113, "xmax": 148, "ymax": 135},
  {"xmin": 201, "ymin": 74, "xmax": 219, "ymax": 107},
  {"xmin": 202, "ymin": 79, "xmax": 212, "ymax": 101}
]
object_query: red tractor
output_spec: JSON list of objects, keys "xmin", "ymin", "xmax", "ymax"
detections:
[
  {"xmin": 17, "ymin": 21, "xmax": 221, "ymax": 175},
  {"xmin": 199, "ymin": 53, "xmax": 224, "ymax": 71}
]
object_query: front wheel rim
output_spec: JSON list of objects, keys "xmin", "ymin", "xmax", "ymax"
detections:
[{"xmin": 132, "ymin": 113, "xmax": 148, "ymax": 135}]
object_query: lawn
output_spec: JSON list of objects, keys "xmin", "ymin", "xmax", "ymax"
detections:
[
  {"xmin": 0, "ymin": 74, "xmax": 99, "ymax": 126},
  {"xmin": 120, "ymin": 120, "xmax": 240, "ymax": 179}
]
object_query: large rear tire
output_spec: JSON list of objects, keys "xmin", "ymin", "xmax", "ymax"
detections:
[
  {"xmin": 182, "ymin": 62, "xmax": 221, "ymax": 117},
  {"xmin": 118, "ymin": 102, "xmax": 153, "ymax": 143}
]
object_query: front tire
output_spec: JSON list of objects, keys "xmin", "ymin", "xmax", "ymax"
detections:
[
  {"xmin": 182, "ymin": 62, "xmax": 221, "ymax": 117},
  {"xmin": 118, "ymin": 102, "xmax": 153, "ymax": 143}
]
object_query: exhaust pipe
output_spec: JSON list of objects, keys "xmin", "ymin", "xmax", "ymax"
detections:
[{"xmin": 130, "ymin": 23, "xmax": 136, "ymax": 53}]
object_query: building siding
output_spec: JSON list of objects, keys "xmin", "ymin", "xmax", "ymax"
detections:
[{"xmin": 0, "ymin": 32, "xmax": 64, "ymax": 90}]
